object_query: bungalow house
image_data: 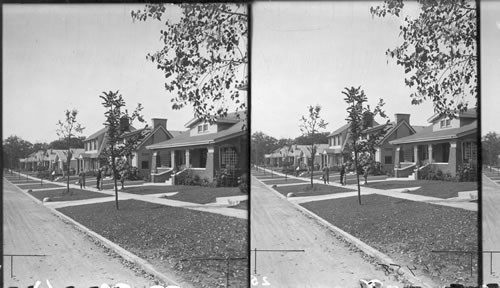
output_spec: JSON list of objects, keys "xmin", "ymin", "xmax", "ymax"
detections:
[
  {"xmin": 264, "ymin": 146, "xmax": 292, "ymax": 167},
  {"xmin": 146, "ymin": 111, "xmax": 248, "ymax": 184},
  {"xmin": 324, "ymin": 114, "xmax": 424, "ymax": 172},
  {"xmin": 80, "ymin": 118, "xmax": 176, "ymax": 178},
  {"xmin": 390, "ymin": 109, "xmax": 477, "ymax": 178},
  {"xmin": 121, "ymin": 118, "xmax": 180, "ymax": 178},
  {"xmin": 52, "ymin": 148, "xmax": 85, "ymax": 175}
]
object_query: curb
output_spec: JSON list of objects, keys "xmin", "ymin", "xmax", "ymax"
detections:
[
  {"xmin": 5, "ymin": 173, "xmax": 187, "ymax": 288},
  {"xmin": 253, "ymin": 167, "xmax": 437, "ymax": 288}
]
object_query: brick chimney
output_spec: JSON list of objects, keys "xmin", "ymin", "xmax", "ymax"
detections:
[
  {"xmin": 152, "ymin": 118, "xmax": 167, "ymax": 130},
  {"xmin": 394, "ymin": 114, "xmax": 410, "ymax": 125},
  {"xmin": 119, "ymin": 116, "xmax": 130, "ymax": 132}
]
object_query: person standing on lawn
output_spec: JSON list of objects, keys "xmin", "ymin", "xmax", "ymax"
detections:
[
  {"xmin": 78, "ymin": 171, "xmax": 84, "ymax": 189},
  {"xmin": 96, "ymin": 168, "xmax": 102, "ymax": 190},
  {"xmin": 340, "ymin": 164, "xmax": 345, "ymax": 185},
  {"xmin": 325, "ymin": 166, "xmax": 330, "ymax": 184}
]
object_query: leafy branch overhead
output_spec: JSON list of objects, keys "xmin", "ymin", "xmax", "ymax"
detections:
[
  {"xmin": 371, "ymin": 0, "xmax": 477, "ymax": 118},
  {"xmin": 131, "ymin": 3, "xmax": 248, "ymax": 123}
]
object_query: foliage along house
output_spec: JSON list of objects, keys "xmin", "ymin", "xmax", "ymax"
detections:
[
  {"xmin": 80, "ymin": 118, "xmax": 175, "ymax": 178},
  {"xmin": 146, "ymin": 111, "xmax": 248, "ymax": 184},
  {"xmin": 389, "ymin": 109, "xmax": 477, "ymax": 179},
  {"xmin": 323, "ymin": 114, "xmax": 424, "ymax": 172}
]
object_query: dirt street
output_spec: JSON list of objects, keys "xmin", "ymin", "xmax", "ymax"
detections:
[
  {"xmin": 482, "ymin": 174, "xmax": 500, "ymax": 285},
  {"xmin": 3, "ymin": 179, "xmax": 153, "ymax": 288},
  {"xmin": 250, "ymin": 176, "xmax": 404, "ymax": 288}
]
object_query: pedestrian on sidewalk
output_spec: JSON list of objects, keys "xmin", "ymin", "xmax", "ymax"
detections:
[
  {"xmin": 96, "ymin": 168, "xmax": 102, "ymax": 190},
  {"xmin": 340, "ymin": 164, "xmax": 345, "ymax": 185}
]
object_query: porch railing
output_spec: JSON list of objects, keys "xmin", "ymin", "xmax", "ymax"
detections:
[
  {"xmin": 394, "ymin": 163, "xmax": 416, "ymax": 178},
  {"xmin": 150, "ymin": 167, "xmax": 174, "ymax": 183}
]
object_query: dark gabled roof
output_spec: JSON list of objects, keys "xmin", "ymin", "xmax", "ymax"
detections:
[
  {"xmin": 146, "ymin": 121, "xmax": 246, "ymax": 150},
  {"xmin": 85, "ymin": 125, "xmax": 137, "ymax": 141},
  {"xmin": 328, "ymin": 123, "xmax": 349, "ymax": 136},
  {"xmin": 85, "ymin": 127, "xmax": 108, "ymax": 140},
  {"xmin": 389, "ymin": 120, "xmax": 477, "ymax": 145}
]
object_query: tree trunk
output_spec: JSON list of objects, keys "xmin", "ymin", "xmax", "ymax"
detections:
[
  {"xmin": 66, "ymin": 147, "xmax": 71, "ymax": 195},
  {"xmin": 111, "ymin": 154, "xmax": 119, "ymax": 210},
  {"xmin": 353, "ymin": 144, "xmax": 361, "ymax": 205}
]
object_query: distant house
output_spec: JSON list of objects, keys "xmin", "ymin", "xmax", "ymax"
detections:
[
  {"xmin": 52, "ymin": 148, "xmax": 85, "ymax": 175},
  {"xmin": 146, "ymin": 111, "xmax": 247, "ymax": 184},
  {"xmin": 390, "ymin": 109, "xmax": 477, "ymax": 178},
  {"xmin": 79, "ymin": 118, "xmax": 177, "ymax": 178}
]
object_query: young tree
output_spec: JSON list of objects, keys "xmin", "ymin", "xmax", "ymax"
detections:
[
  {"xmin": 343, "ymin": 86, "xmax": 389, "ymax": 205},
  {"xmin": 299, "ymin": 105, "xmax": 329, "ymax": 187},
  {"xmin": 371, "ymin": 0, "xmax": 477, "ymax": 118},
  {"xmin": 100, "ymin": 90, "xmax": 146, "ymax": 210},
  {"xmin": 56, "ymin": 109, "xmax": 85, "ymax": 195},
  {"xmin": 131, "ymin": 3, "xmax": 248, "ymax": 123}
]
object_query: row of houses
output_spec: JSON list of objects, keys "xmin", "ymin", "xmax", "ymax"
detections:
[
  {"xmin": 19, "ymin": 112, "xmax": 248, "ymax": 184},
  {"xmin": 265, "ymin": 109, "xmax": 477, "ymax": 178}
]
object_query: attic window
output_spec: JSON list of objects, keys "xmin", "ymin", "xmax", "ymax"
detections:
[
  {"xmin": 197, "ymin": 123, "xmax": 209, "ymax": 133},
  {"xmin": 440, "ymin": 119, "xmax": 451, "ymax": 128}
]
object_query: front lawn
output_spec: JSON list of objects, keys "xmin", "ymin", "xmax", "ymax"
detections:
[
  {"xmin": 57, "ymin": 199, "xmax": 248, "ymax": 288},
  {"xmin": 124, "ymin": 185, "xmax": 244, "ymax": 204},
  {"xmin": 366, "ymin": 180, "xmax": 478, "ymax": 199},
  {"xmin": 28, "ymin": 188, "xmax": 111, "ymax": 202},
  {"xmin": 261, "ymin": 178, "xmax": 307, "ymax": 185},
  {"xmin": 301, "ymin": 194, "xmax": 478, "ymax": 286},
  {"xmin": 10, "ymin": 180, "xmax": 42, "ymax": 184},
  {"xmin": 274, "ymin": 184, "xmax": 354, "ymax": 197},
  {"xmin": 18, "ymin": 183, "xmax": 64, "ymax": 190}
]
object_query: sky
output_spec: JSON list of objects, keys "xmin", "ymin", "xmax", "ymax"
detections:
[
  {"xmin": 481, "ymin": 1, "xmax": 500, "ymax": 136},
  {"xmin": 251, "ymin": 1, "xmax": 476, "ymax": 139},
  {"xmin": 3, "ymin": 4, "xmax": 194, "ymax": 143}
]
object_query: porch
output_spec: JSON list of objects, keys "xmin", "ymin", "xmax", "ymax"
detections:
[{"xmin": 394, "ymin": 139, "xmax": 477, "ymax": 178}]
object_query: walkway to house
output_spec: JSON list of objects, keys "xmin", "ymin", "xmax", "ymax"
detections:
[
  {"xmin": 255, "ymin": 166, "xmax": 477, "ymax": 211},
  {"xmin": 11, "ymin": 171, "xmax": 247, "ymax": 220}
]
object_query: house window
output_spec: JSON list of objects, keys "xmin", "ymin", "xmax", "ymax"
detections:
[
  {"xmin": 440, "ymin": 119, "xmax": 451, "ymax": 128},
  {"xmin": 141, "ymin": 160, "xmax": 149, "ymax": 169},
  {"xmin": 220, "ymin": 147, "xmax": 238, "ymax": 170},
  {"xmin": 463, "ymin": 142, "xmax": 477, "ymax": 163},
  {"xmin": 198, "ymin": 124, "xmax": 209, "ymax": 134}
]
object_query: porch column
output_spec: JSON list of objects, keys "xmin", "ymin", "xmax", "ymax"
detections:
[
  {"xmin": 171, "ymin": 151, "xmax": 176, "ymax": 169},
  {"xmin": 413, "ymin": 146, "xmax": 418, "ymax": 165},
  {"xmin": 185, "ymin": 149, "xmax": 191, "ymax": 168},
  {"xmin": 428, "ymin": 145, "xmax": 433, "ymax": 163},
  {"xmin": 206, "ymin": 146, "xmax": 215, "ymax": 181},
  {"xmin": 394, "ymin": 146, "xmax": 401, "ymax": 177},
  {"xmin": 151, "ymin": 152, "xmax": 157, "ymax": 172},
  {"xmin": 449, "ymin": 141, "xmax": 457, "ymax": 177}
]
